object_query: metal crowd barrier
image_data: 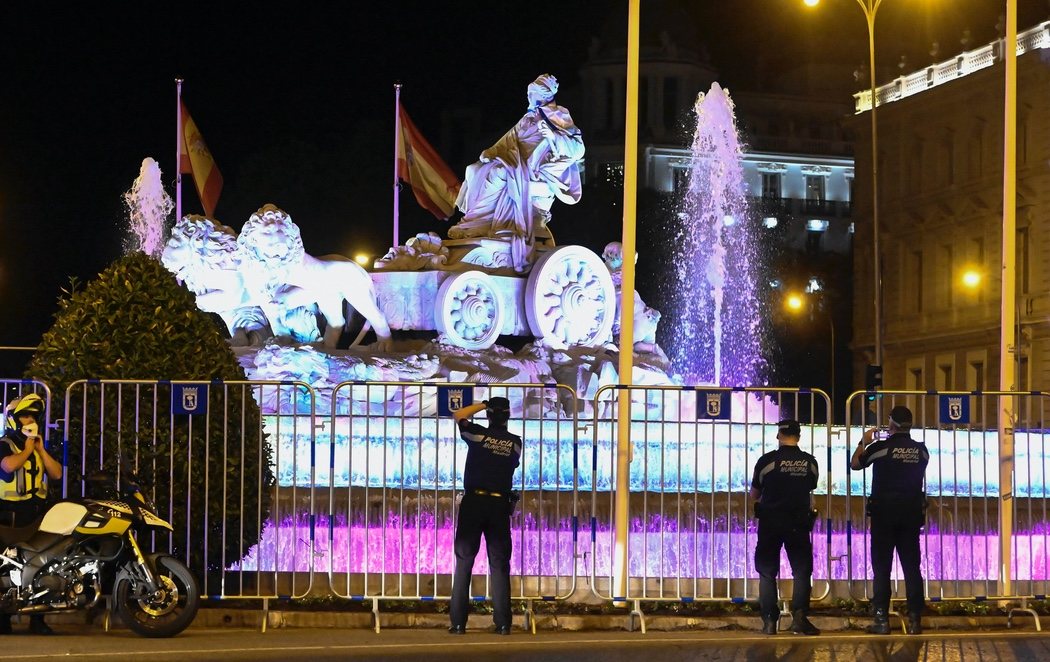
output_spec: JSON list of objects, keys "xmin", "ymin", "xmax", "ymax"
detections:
[
  {"xmin": 587, "ymin": 385, "xmax": 833, "ymax": 631},
  {"xmin": 324, "ymin": 381, "xmax": 579, "ymax": 632},
  {"xmin": 844, "ymin": 389, "xmax": 1049, "ymax": 629},
  {"xmin": 62, "ymin": 379, "xmax": 317, "ymax": 618}
]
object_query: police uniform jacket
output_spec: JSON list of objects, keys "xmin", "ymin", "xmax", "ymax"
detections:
[
  {"xmin": 458, "ymin": 420, "xmax": 522, "ymax": 493},
  {"xmin": 857, "ymin": 431, "xmax": 929, "ymax": 501},
  {"xmin": 750, "ymin": 445, "xmax": 818, "ymax": 514},
  {"xmin": 0, "ymin": 428, "xmax": 50, "ymax": 502}
]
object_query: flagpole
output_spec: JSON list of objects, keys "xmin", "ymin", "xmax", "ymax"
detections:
[
  {"xmin": 393, "ymin": 82, "xmax": 402, "ymax": 248},
  {"xmin": 175, "ymin": 78, "xmax": 183, "ymax": 224}
]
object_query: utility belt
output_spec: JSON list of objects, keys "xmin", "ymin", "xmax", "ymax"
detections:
[
  {"xmin": 469, "ymin": 488, "xmax": 521, "ymax": 514},
  {"xmin": 865, "ymin": 493, "xmax": 928, "ymax": 520},
  {"xmin": 754, "ymin": 503, "xmax": 818, "ymax": 532}
]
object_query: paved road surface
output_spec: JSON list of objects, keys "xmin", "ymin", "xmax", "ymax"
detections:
[{"xmin": 3, "ymin": 626, "xmax": 1049, "ymax": 661}]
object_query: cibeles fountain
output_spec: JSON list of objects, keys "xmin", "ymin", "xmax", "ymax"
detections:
[{"xmin": 133, "ymin": 79, "xmax": 819, "ymax": 580}]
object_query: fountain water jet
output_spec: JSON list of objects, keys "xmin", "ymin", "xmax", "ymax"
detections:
[{"xmin": 663, "ymin": 83, "xmax": 765, "ymax": 386}]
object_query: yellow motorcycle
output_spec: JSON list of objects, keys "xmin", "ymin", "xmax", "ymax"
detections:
[{"xmin": 0, "ymin": 469, "xmax": 199, "ymax": 637}]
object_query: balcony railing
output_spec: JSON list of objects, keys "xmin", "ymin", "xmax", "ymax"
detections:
[{"xmin": 854, "ymin": 21, "xmax": 1050, "ymax": 113}]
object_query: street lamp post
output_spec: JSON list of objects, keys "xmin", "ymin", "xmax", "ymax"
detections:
[{"xmin": 804, "ymin": 0, "xmax": 883, "ymax": 393}]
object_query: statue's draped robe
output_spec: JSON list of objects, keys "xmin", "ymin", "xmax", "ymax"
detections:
[{"xmin": 451, "ymin": 104, "xmax": 584, "ymax": 268}]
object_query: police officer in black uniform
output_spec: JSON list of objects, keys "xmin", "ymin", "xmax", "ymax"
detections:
[
  {"xmin": 448, "ymin": 396, "xmax": 522, "ymax": 636},
  {"xmin": 851, "ymin": 405, "xmax": 929, "ymax": 635},
  {"xmin": 750, "ymin": 419, "xmax": 820, "ymax": 636}
]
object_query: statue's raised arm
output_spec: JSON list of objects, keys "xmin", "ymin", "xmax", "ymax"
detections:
[{"xmin": 449, "ymin": 74, "xmax": 585, "ymax": 271}]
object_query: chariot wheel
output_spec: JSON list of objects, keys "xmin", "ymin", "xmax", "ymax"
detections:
[
  {"xmin": 525, "ymin": 245, "xmax": 616, "ymax": 349},
  {"xmin": 436, "ymin": 270, "xmax": 505, "ymax": 350}
]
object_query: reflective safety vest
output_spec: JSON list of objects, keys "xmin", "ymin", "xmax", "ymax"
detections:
[{"xmin": 0, "ymin": 437, "xmax": 48, "ymax": 501}]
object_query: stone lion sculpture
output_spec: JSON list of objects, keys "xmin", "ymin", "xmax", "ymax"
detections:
[
  {"xmin": 161, "ymin": 215, "xmax": 271, "ymax": 346},
  {"xmin": 238, "ymin": 204, "xmax": 393, "ymax": 350}
]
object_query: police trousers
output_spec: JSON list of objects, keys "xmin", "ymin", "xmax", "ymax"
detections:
[
  {"xmin": 450, "ymin": 492, "xmax": 513, "ymax": 629},
  {"xmin": 754, "ymin": 515, "xmax": 813, "ymax": 619},
  {"xmin": 869, "ymin": 502, "xmax": 925, "ymax": 615}
]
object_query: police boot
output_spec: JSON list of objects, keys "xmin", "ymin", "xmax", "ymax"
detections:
[
  {"xmin": 0, "ymin": 613, "xmax": 10, "ymax": 635},
  {"xmin": 866, "ymin": 609, "xmax": 891, "ymax": 635},
  {"xmin": 28, "ymin": 615, "xmax": 53, "ymax": 635},
  {"xmin": 760, "ymin": 615, "xmax": 778, "ymax": 635},
  {"xmin": 789, "ymin": 610, "xmax": 820, "ymax": 636},
  {"xmin": 907, "ymin": 612, "xmax": 923, "ymax": 635}
]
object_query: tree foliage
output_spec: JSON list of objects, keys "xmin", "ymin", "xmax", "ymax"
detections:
[{"xmin": 27, "ymin": 252, "xmax": 274, "ymax": 575}]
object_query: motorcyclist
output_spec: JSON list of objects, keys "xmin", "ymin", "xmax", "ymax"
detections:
[{"xmin": 0, "ymin": 393, "xmax": 63, "ymax": 634}]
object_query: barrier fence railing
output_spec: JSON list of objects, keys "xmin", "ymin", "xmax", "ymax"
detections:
[
  {"xmin": 844, "ymin": 389, "xmax": 1048, "ymax": 630},
  {"xmin": 324, "ymin": 381, "xmax": 579, "ymax": 632},
  {"xmin": 62, "ymin": 379, "xmax": 317, "ymax": 610},
  {"xmin": 7, "ymin": 375, "xmax": 1050, "ymax": 633},
  {"xmin": 587, "ymin": 385, "xmax": 834, "ymax": 630}
]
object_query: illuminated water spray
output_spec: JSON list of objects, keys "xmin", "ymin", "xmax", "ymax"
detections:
[
  {"xmin": 664, "ymin": 83, "xmax": 764, "ymax": 386},
  {"xmin": 123, "ymin": 157, "xmax": 172, "ymax": 257}
]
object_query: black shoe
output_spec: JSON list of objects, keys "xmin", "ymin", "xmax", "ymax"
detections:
[
  {"xmin": 28, "ymin": 616, "xmax": 53, "ymax": 636},
  {"xmin": 494, "ymin": 625, "xmax": 511, "ymax": 635},
  {"xmin": 866, "ymin": 610, "xmax": 890, "ymax": 635},
  {"xmin": 0, "ymin": 615, "xmax": 10, "ymax": 635},
  {"xmin": 448, "ymin": 624, "xmax": 466, "ymax": 635},
  {"xmin": 789, "ymin": 610, "xmax": 820, "ymax": 636},
  {"xmin": 761, "ymin": 616, "xmax": 778, "ymax": 635},
  {"xmin": 907, "ymin": 614, "xmax": 923, "ymax": 635}
]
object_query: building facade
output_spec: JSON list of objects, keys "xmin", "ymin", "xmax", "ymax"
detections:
[{"xmin": 849, "ymin": 21, "xmax": 1050, "ymax": 410}]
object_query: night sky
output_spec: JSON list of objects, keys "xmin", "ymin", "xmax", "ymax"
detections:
[{"xmin": 0, "ymin": 1, "xmax": 1042, "ymax": 360}]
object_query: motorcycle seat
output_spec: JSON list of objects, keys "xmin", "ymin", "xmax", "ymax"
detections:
[{"xmin": 0, "ymin": 520, "xmax": 43, "ymax": 546}]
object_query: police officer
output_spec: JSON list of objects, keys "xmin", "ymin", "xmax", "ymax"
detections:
[
  {"xmin": 0, "ymin": 394, "xmax": 63, "ymax": 635},
  {"xmin": 851, "ymin": 404, "xmax": 929, "ymax": 635},
  {"xmin": 448, "ymin": 396, "xmax": 522, "ymax": 636},
  {"xmin": 750, "ymin": 419, "xmax": 820, "ymax": 636}
]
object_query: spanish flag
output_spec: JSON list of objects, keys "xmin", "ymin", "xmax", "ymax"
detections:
[
  {"xmin": 396, "ymin": 104, "xmax": 460, "ymax": 219},
  {"xmin": 179, "ymin": 101, "xmax": 223, "ymax": 217}
]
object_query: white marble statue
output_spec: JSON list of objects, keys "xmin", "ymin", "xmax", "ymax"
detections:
[
  {"xmin": 602, "ymin": 241, "xmax": 663, "ymax": 351},
  {"xmin": 161, "ymin": 216, "xmax": 275, "ymax": 346},
  {"xmin": 237, "ymin": 204, "xmax": 393, "ymax": 350},
  {"xmin": 449, "ymin": 74, "xmax": 585, "ymax": 270}
]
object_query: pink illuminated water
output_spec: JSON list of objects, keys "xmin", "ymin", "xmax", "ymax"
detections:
[
  {"xmin": 230, "ymin": 516, "xmax": 1050, "ymax": 584},
  {"xmin": 663, "ymin": 83, "xmax": 765, "ymax": 387}
]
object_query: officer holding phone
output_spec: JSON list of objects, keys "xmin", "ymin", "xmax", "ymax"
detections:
[{"xmin": 851, "ymin": 405, "xmax": 929, "ymax": 635}]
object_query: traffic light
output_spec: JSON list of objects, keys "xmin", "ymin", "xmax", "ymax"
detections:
[{"xmin": 865, "ymin": 364, "xmax": 883, "ymax": 400}]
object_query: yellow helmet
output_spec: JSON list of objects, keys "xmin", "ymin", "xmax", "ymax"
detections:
[{"xmin": 6, "ymin": 393, "xmax": 44, "ymax": 431}]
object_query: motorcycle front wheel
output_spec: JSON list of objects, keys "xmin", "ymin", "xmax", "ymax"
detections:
[{"xmin": 115, "ymin": 555, "xmax": 200, "ymax": 638}]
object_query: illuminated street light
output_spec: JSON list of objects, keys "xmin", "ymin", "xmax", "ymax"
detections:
[
  {"xmin": 786, "ymin": 293, "xmax": 805, "ymax": 312},
  {"xmin": 961, "ymin": 269, "xmax": 982, "ymax": 289},
  {"xmin": 353, "ymin": 253, "xmax": 370, "ymax": 266}
]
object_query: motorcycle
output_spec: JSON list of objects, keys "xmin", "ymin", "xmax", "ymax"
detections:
[{"xmin": 0, "ymin": 468, "xmax": 200, "ymax": 637}]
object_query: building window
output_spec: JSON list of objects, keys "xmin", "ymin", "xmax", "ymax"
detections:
[
  {"xmin": 941, "ymin": 245, "xmax": 953, "ymax": 309},
  {"xmin": 761, "ymin": 172, "xmax": 781, "ymax": 199},
  {"xmin": 672, "ymin": 167, "xmax": 689, "ymax": 194},
  {"xmin": 968, "ymin": 361, "xmax": 985, "ymax": 392},
  {"xmin": 943, "ymin": 135, "xmax": 955, "ymax": 186},
  {"xmin": 969, "ymin": 120, "xmax": 984, "ymax": 179},
  {"xmin": 805, "ymin": 175, "xmax": 825, "ymax": 202},
  {"xmin": 1018, "ymin": 226, "xmax": 1030, "ymax": 295},
  {"xmin": 909, "ymin": 250, "xmax": 924, "ymax": 312},
  {"xmin": 972, "ymin": 237, "xmax": 985, "ymax": 302}
]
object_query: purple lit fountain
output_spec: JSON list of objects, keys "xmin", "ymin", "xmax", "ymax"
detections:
[{"xmin": 663, "ymin": 83, "xmax": 764, "ymax": 386}]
